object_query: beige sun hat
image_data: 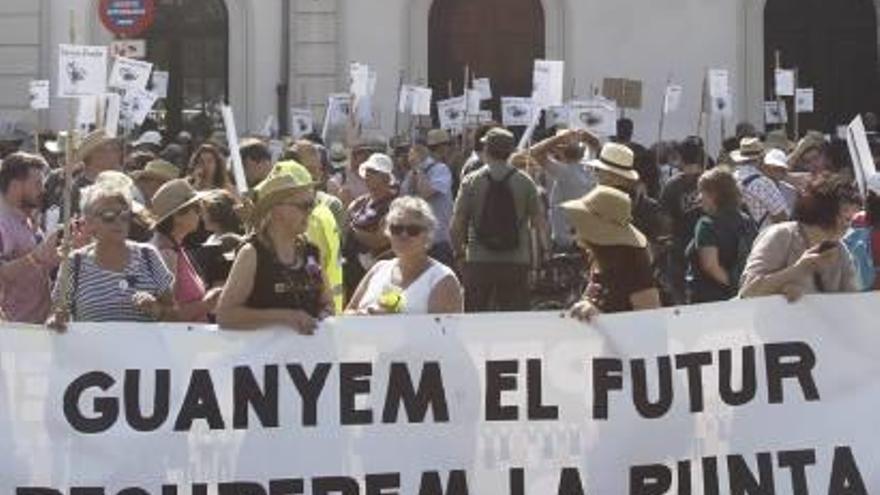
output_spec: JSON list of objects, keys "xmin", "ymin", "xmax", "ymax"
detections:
[
  {"xmin": 248, "ymin": 165, "xmax": 316, "ymax": 228},
  {"xmin": 358, "ymin": 153, "xmax": 396, "ymax": 183},
  {"xmin": 131, "ymin": 159, "xmax": 179, "ymax": 183},
  {"xmin": 150, "ymin": 179, "xmax": 208, "ymax": 228},
  {"xmin": 560, "ymin": 185, "xmax": 647, "ymax": 248},
  {"xmin": 77, "ymin": 129, "xmax": 117, "ymax": 162},
  {"xmin": 587, "ymin": 143, "xmax": 639, "ymax": 182},
  {"xmin": 426, "ymin": 129, "xmax": 452, "ymax": 147},
  {"xmin": 730, "ymin": 137, "xmax": 764, "ymax": 164},
  {"xmin": 763, "ymin": 148, "xmax": 789, "ymax": 170}
]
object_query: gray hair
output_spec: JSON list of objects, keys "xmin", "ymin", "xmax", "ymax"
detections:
[
  {"xmin": 385, "ymin": 195, "xmax": 437, "ymax": 244},
  {"xmin": 80, "ymin": 171, "xmax": 134, "ymax": 215}
]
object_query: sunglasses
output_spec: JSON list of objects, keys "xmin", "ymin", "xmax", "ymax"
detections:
[
  {"xmin": 96, "ymin": 209, "xmax": 132, "ymax": 224},
  {"xmin": 389, "ymin": 224, "xmax": 426, "ymax": 237},
  {"xmin": 280, "ymin": 199, "xmax": 316, "ymax": 213}
]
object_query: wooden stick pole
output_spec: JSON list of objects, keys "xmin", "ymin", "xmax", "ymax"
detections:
[
  {"xmin": 793, "ymin": 67, "xmax": 800, "ymax": 139},
  {"xmin": 56, "ymin": 9, "xmax": 78, "ymax": 317}
]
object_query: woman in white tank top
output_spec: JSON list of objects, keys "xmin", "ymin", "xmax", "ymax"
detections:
[{"xmin": 347, "ymin": 196, "xmax": 463, "ymax": 315}]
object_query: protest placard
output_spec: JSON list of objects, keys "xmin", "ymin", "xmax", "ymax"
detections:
[
  {"xmin": 149, "ymin": 71, "xmax": 169, "ymax": 99},
  {"xmin": 103, "ymin": 93, "xmax": 121, "ymax": 138},
  {"xmin": 473, "ymin": 77, "xmax": 492, "ymax": 101},
  {"xmin": 436, "ymin": 96, "xmax": 467, "ymax": 132},
  {"xmin": 501, "ymin": 97, "xmax": 535, "ymax": 127},
  {"xmin": 846, "ymin": 115, "xmax": 878, "ymax": 198},
  {"xmin": 796, "ymin": 88, "xmax": 814, "ymax": 113},
  {"xmin": 120, "ymin": 87, "xmax": 159, "ymax": 128},
  {"xmin": 221, "ymin": 105, "xmax": 248, "ymax": 195},
  {"xmin": 569, "ymin": 98, "xmax": 618, "ymax": 137},
  {"xmin": 764, "ymin": 100, "xmax": 788, "ymax": 125},
  {"xmin": 663, "ymin": 84, "xmax": 683, "ymax": 114},
  {"xmin": 58, "ymin": 45, "xmax": 108, "ymax": 98},
  {"xmin": 290, "ymin": 107, "xmax": 314, "ymax": 139},
  {"xmin": 532, "ymin": 60, "xmax": 564, "ymax": 108},
  {"xmin": 546, "ymin": 105, "xmax": 570, "ymax": 127},
  {"xmin": 108, "ymin": 56, "xmax": 153, "ymax": 92},
  {"xmin": 708, "ymin": 69, "xmax": 732, "ymax": 117},
  {"xmin": 775, "ymin": 69, "xmax": 796, "ymax": 97},
  {"xmin": 28, "ymin": 80, "xmax": 50, "ymax": 110}
]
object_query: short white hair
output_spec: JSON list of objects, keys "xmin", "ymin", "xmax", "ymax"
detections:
[
  {"xmin": 80, "ymin": 171, "xmax": 133, "ymax": 214},
  {"xmin": 385, "ymin": 195, "xmax": 437, "ymax": 243}
]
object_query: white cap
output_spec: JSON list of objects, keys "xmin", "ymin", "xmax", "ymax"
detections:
[
  {"xmin": 358, "ymin": 153, "xmax": 396, "ymax": 183},
  {"xmin": 763, "ymin": 148, "xmax": 789, "ymax": 169},
  {"xmin": 132, "ymin": 130, "xmax": 162, "ymax": 148},
  {"xmin": 868, "ymin": 173, "xmax": 880, "ymax": 195}
]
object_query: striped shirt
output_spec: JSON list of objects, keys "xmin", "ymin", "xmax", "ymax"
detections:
[{"xmin": 53, "ymin": 241, "xmax": 173, "ymax": 322}]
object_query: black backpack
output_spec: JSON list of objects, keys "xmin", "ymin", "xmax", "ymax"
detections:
[{"xmin": 476, "ymin": 169, "xmax": 520, "ymax": 251}]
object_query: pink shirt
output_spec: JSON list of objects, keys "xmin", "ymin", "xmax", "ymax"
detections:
[{"xmin": 0, "ymin": 199, "xmax": 51, "ymax": 323}]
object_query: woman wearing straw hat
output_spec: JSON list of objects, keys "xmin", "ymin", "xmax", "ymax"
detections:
[
  {"xmin": 215, "ymin": 171, "xmax": 333, "ymax": 333},
  {"xmin": 151, "ymin": 179, "xmax": 219, "ymax": 323},
  {"xmin": 561, "ymin": 185, "xmax": 661, "ymax": 321}
]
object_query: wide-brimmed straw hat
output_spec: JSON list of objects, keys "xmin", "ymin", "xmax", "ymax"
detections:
[
  {"xmin": 131, "ymin": 159, "xmax": 179, "ymax": 183},
  {"xmin": 150, "ymin": 179, "xmax": 208, "ymax": 228},
  {"xmin": 730, "ymin": 137, "xmax": 764, "ymax": 163},
  {"xmin": 249, "ymin": 162, "xmax": 316, "ymax": 227},
  {"xmin": 560, "ymin": 185, "xmax": 647, "ymax": 248},
  {"xmin": 763, "ymin": 149, "xmax": 789, "ymax": 170},
  {"xmin": 77, "ymin": 129, "xmax": 117, "ymax": 162},
  {"xmin": 358, "ymin": 153, "xmax": 396, "ymax": 183},
  {"xmin": 587, "ymin": 143, "xmax": 639, "ymax": 182}
]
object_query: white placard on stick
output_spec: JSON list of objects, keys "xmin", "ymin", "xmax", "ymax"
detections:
[
  {"xmin": 436, "ymin": 96, "xmax": 467, "ymax": 132},
  {"xmin": 221, "ymin": 105, "xmax": 248, "ymax": 195},
  {"xmin": 707, "ymin": 69, "xmax": 732, "ymax": 117},
  {"xmin": 412, "ymin": 86, "xmax": 433, "ymax": 116},
  {"xmin": 103, "ymin": 93, "xmax": 121, "ymax": 138},
  {"xmin": 796, "ymin": 88, "xmax": 814, "ymax": 113},
  {"xmin": 29, "ymin": 80, "xmax": 50, "ymax": 110},
  {"xmin": 290, "ymin": 107, "xmax": 314, "ymax": 139},
  {"xmin": 546, "ymin": 105, "xmax": 570, "ymax": 127},
  {"xmin": 121, "ymin": 87, "xmax": 159, "ymax": 128},
  {"xmin": 350, "ymin": 62, "xmax": 370, "ymax": 99},
  {"xmin": 149, "ymin": 71, "xmax": 169, "ymax": 99},
  {"xmin": 109, "ymin": 39, "xmax": 146, "ymax": 59},
  {"xmin": 108, "ymin": 57, "xmax": 153, "ymax": 91},
  {"xmin": 663, "ymin": 85, "xmax": 683, "ymax": 114},
  {"xmin": 75, "ymin": 96, "xmax": 98, "ymax": 131},
  {"xmin": 465, "ymin": 89, "xmax": 482, "ymax": 116},
  {"xmin": 532, "ymin": 60, "xmax": 565, "ymax": 108},
  {"xmin": 764, "ymin": 101, "xmax": 788, "ymax": 125},
  {"xmin": 569, "ymin": 99, "xmax": 617, "ymax": 137},
  {"xmin": 473, "ymin": 78, "xmax": 492, "ymax": 101},
  {"xmin": 501, "ymin": 97, "xmax": 535, "ymax": 127},
  {"xmin": 775, "ymin": 69, "xmax": 796, "ymax": 97},
  {"xmin": 846, "ymin": 115, "xmax": 878, "ymax": 198},
  {"xmin": 57, "ymin": 45, "xmax": 108, "ymax": 98},
  {"xmin": 398, "ymin": 85, "xmax": 415, "ymax": 114}
]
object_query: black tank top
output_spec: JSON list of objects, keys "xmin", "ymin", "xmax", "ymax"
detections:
[{"xmin": 245, "ymin": 236, "xmax": 326, "ymax": 317}]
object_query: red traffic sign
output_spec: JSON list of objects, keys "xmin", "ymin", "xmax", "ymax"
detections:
[{"xmin": 99, "ymin": 0, "xmax": 156, "ymax": 37}]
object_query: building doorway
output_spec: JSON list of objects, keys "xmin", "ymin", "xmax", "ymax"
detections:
[
  {"xmin": 764, "ymin": 0, "xmax": 878, "ymax": 135},
  {"xmin": 428, "ymin": 0, "xmax": 545, "ymax": 123},
  {"xmin": 143, "ymin": 0, "xmax": 229, "ymax": 137}
]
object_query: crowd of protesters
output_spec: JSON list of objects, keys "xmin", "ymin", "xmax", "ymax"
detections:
[{"xmin": 0, "ymin": 110, "xmax": 878, "ymax": 333}]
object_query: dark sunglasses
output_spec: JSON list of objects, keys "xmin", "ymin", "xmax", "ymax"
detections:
[
  {"xmin": 389, "ymin": 224, "xmax": 426, "ymax": 237},
  {"xmin": 281, "ymin": 199, "xmax": 316, "ymax": 213},
  {"xmin": 96, "ymin": 209, "xmax": 132, "ymax": 224}
]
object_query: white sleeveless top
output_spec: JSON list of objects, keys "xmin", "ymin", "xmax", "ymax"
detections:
[{"xmin": 357, "ymin": 258, "xmax": 457, "ymax": 314}]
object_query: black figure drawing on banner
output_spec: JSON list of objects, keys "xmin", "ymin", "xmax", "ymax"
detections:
[
  {"xmin": 119, "ymin": 66, "xmax": 138, "ymax": 83},
  {"xmin": 713, "ymin": 96, "xmax": 728, "ymax": 115},
  {"xmin": 577, "ymin": 110, "xmax": 604, "ymax": 128},
  {"xmin": 294, "ymin": 117, "xmax": 310, "ymax": 135},
  {"xmin": 445, "ymin": 106, "xmax": 462, "ymax": 122},
  {"xmin": 508, "ymin": 105, "xmax": 529, "ymax": 119},
  {"xmin": 66, "ymin": 61, "xmax": 87, "ymax": 86}
]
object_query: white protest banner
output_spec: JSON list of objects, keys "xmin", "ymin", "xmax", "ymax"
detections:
[
  {"xmin": 149, "ymin": 71, "xmax": 169, "ymax": 99},
  {"xmin": 532, "ymin": 59, "xmax": 565, "ymax": 108},
  {"xmin": 58, "ymin": 45, "xmax": 108, "ymax": 98},
  {"xmin": 775, "ymin": 69, "xmax": 796, "ymax": 97},
  {"xmin": 436, "ymin": 95, "xmax": 467, "ymax": 132},
  {"xmin": 109, "ymin": 57, "xmax": 153, "ymax": 91},
  {"xmin": 28, "ymin": 80, "xmax": 50, "ymax": 110},
  {"xmin": 846, "ymin": 115, "xmax": 878, "ymax": 198},
  {"xmin": 398, "ymin": 84, "xmax": 415, "ymax": 114},
  {"xmin": 501, "ymin": 97, "xmax": 535, "ymax": 127},
  {"xmin": 220, "ymin": 105, "xmax": 248, "ymax": 195},
  {"xmin": 290, "ymin": 107, "xmax": 314, "ymax": 139},
  {"xmin": 707, "ymin": 69, "xmax": 732, "ymax": 117},
  {"xmin": 120, "ymin": 87, "xmax": 159, "ymax": 128},
  {"xmin": 75, "ymin": 95, "xmax": 98, "ymax": 131},
  {"xmin": 2, "ymin": 294, "xmax": 880, "ymax": 492},
  {"xmin": 473, "ymin": 77, "xmax": 492, "ymax": 101},
  {"xmin": 478, "ymin": 110, "xmax": 493, "ymax": 124},
  {"xmin": 764, "ymin": 100, "xmax": 788, "ymax": 125},
  {"xmin": 321, "ymin": 93, "xmax": 352, "ymax": 142},
  {"xmin": 569, "ymin": 98, "xmax": 617, "ymax": 137},
  {"xmin": 465, "ymin": 89, "xmax": 482, "ymax": 117},
  {"xmin": 663, "ymin": 84, "xmax": 683, "ymax": 114},
  {"xmin": 796, "ymin": 88, "xmax": 815, "ymax": 113},
  {"xmin": 103, "ymin": 93, "xmax": 121, "ymax": 138},
  {"xmin": 350, "ymin": 62, "xmax": 370, "ymax": 99}
]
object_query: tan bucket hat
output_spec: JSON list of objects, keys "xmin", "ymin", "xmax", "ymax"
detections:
[
  {"xmin": 150, "ymin": 179, "xmax": 208, "ymax": 228},
  {"xmin": 77, "ymin": 129, "xmax": 117, "ymax": 162},
  {"xmin": 426, "ymin": 129, "xmax": 452, "ymax": 147},
  {"xmin": 560, "ymin": 185, "xmax": 647, "ymax": 248},
  {"xmin": 248, "ymin": 164, "xmax": 316, "ymax": 228},
  {"xmin": 730, "ymin": 137, "xmax": 764, "ymax": 163},
  {"xmin": 131, "ymin": 159, "xmax": 179, "ymax": 183},
  {"xmin": 587, "ymin": 143, "xmax": 639, "ymax": 182}
]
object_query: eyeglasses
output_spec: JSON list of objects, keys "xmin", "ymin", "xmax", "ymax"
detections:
[
  {"xmin": 389, "ymin": 224, "xmax": 426, "ymax": 237},
  {"xmin": 96, "ymin": 209, "xmax": 131, "ymax": 224},
  {"xmin": 280, "ymin": 199, "xmax": 316, "ymax": 213}
]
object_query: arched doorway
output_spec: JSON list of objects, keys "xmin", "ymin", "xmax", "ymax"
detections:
[
  {"xmin": 764, "ymin": 0, "xmax": 878, "ymax": 135},
  {"xmin": 143, "ymin": 0, "xmax": 229, "ymax": 137},
  {"xmin": 428, "ymin": 0, "xmax": 545, "ymax": 121}
]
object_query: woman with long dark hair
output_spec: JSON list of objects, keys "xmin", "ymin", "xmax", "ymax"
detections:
[{"xmin": 187, "ymin": 143, "xmax": 232, "ymax": 192}]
